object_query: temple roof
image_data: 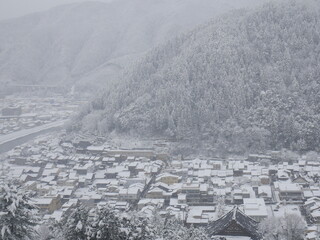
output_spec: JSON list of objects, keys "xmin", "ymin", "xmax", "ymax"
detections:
[{"xmin": 208, "ymin": 206, "xmax": 261, "ymax": 240}]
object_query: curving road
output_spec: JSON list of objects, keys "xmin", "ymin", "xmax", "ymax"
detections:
[{"xmin": 0, "ymin": 120, "xmax": 66, "ymax": 153}]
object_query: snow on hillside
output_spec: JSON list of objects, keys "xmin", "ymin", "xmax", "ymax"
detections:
[{"xmin": 0, "ymin": 0, "xmax": 267, "ymax": 91}]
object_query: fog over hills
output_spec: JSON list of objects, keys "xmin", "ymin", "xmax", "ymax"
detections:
[
  {"xmin": 78, "ymin": 0, "xmax": 320, "ymax": 154},
  {"xmin": 0, "ymin": 0, "xmax": 266, "ymax": 91}
]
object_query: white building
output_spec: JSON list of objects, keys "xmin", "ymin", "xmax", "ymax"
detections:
[{"xmin": 243, "ymin": 198, "xmax": 268, "ymax": 222}]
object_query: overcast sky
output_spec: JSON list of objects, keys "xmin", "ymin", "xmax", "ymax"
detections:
[{"xmin": 0, "ymin": 0, "xmax": 114, "ymax": 21}]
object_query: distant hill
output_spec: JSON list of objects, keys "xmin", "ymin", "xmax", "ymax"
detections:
[
  {"xmin": 0, "ymin": 0, "xmax": 264, "ymax": 92},
  {"xmin": 78, "ymin": 0, "xmax": 320, "ymax": 154}
]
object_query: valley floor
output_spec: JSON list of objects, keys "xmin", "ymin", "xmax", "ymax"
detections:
[{"xmin": 1, "ymin": 132, "xmax": 319, "ymax": 239}]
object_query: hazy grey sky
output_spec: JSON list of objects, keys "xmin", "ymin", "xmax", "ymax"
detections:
[{"xmin": 0, "ymin": 0, "xmax": 114, "ymax": 21}]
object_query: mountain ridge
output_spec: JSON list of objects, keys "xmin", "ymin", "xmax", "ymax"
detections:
[
  {"xmin": 78, "ymin": 0, "xmax": 320, "ymax": 154},
  {"xmin": 0, "ymin": 0, "xmax": 266, "ymax": 91}
]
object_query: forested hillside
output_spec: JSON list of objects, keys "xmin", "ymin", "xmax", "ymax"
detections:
[
  {"xmin": 79, "ymin": 0, "xmax": 320, "ymax": 154},
  {"xmin": 0, "ymin": 0, "xmax": 263, "ymax": 91}
]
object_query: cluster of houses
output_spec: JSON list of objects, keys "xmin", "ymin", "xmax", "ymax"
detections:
[
  {"xmin": 0, "ymin": 96, "xmax": 79, "ymax": 134},
  {"xmin": 137, "ymin": 156, "xmax": 320, "ymax": 239},
  {"xmin": 1, "ymin": 135, "xmax": 320, "ymax": 239},
  {"xmin": 0, "ymin": 135, "xmax": 167, "ymax": 220}
]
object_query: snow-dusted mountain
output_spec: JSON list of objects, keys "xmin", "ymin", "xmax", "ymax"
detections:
[
  {"xmin": 78, "ymin": 0, "xmax": 320, "ymax": 153},
  {"xmin": 0, "ymin": 0, "xmax": 266, "ymax": 91}
]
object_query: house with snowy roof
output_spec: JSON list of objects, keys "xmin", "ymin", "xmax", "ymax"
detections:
[
  {"xmin": 304, "ymin": 197, "xmax": 320, "ymax": 223},
  {"xmin": 186, "ymin": 206, "xmax": 216, "ymax": 226},
  {"xmin": 73, "ymin": 162, "xmax": 94, "ymax": 175},
  {"xmin": 118, "ymin": 183, "xmax": 144, "ymax": 202},
  {"xmin": 243, "ymin": 198, "xmax": 268, "ymax": 222},
  {"xmin": 105, "ymin": 167, "xmax": 118, "ymax": 179},
  {"xmin": 137, "ymin": 198, "xmax": 165, "ymax": 210},
  {"xmin": 156, "ymin": 173, "xmax": 181, "ymax": 185},
  {"xmin": 258, "ymin": 185, "xmax": 272, "ymax": 203},
  {"xmin": 146, "ymin": 186, "xmax": 167, "ymax": 199},
  {"xmin": 277, "ymin": 169, "xmax": 290, "ymax": 181},
  {"xmin": 24, "ymin": 181, "xmax": 37, "ymax": 191},
  {"xmin": 32, "ymin": 194, "xmax": 61, "ymax": 213},
  {"xmin": 232, "ymin": 186, "xmax": 254, "ymax": 205},
  {"xmin": 292, "ymin": 175, "xmax": 310, "ymax": 188},
  {"xmin": 304, "ymin": 197, "xmax": 320, "ymax": 210},
  {"xmin": 208, "ymin": 206, "xmax": 261, "ymax": 240},
  {"xmin": 275, "ymin": 182, "xmax": 303, "ymax": 202},
  {"xmin": 124, "ymin": 177, "xmax": 146, "ymax": 188}
]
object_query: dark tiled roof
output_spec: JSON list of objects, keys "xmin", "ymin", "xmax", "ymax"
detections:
[{"xmin": 208, "ymin": 206, "xmax": 261, "ymax": 240}]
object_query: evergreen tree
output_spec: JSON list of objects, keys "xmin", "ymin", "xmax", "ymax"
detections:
[
  {"xmin": 38, "ymin": 220, "xmax": 64, "ymax": 240},
  {"xmin": 162, "ymin": 217, "xmax": 188, "ymax": 240},
  {"xmin": 187, "ymin": 225, "xmax": 209, "ymax": 240},
  {"xmin": 60, "ymin": 203, "xmax": 90, "ymax": 240},
  {"xmin": 124, "ymin": 212, "xmax": 155, "ymax": 240},
  {"xmin": 0, "ymin": 183, "xmax": 38, "ymax": 240},
  {"xmin": 87, "ymin": 205, "xmax": 127, "ymax": 240}
]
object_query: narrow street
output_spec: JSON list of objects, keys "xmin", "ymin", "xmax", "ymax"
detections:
[{"xmin": 129, "ymin": 167, "xmax": 163, "ymax": 211}]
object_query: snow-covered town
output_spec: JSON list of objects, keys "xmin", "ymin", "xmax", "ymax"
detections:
[
  {"xmin": 2, "ymin": 0, "xmax": 320, "ymax": 239},
  {"xmin": 1, "ymin": 132, "xmax": 320, "ymax": 239},
  {"xmin": 0, "ymin": 95, "xmax": 83, "ymax": 135}
]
